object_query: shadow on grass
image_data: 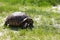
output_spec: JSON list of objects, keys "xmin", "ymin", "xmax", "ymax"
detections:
[{"xmin": 4, "ymin": 25, "xmax": 34, "ymax": 31}]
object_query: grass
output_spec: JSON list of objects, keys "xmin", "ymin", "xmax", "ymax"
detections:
[
  {"xmin": 0, "ymin": 0, "xmax": 60, "ymax": 6},
  {"xmin": 0, "ymin": 1, "xmax": 60, "ymax": 40}
]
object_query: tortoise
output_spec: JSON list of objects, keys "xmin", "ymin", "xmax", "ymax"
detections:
[{"xmin": 4, "ymin": 12, "xmax": 34, "ymax": 29}]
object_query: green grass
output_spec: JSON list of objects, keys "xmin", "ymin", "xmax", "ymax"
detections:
[
  {"xmin": 0, "ymin": 0, "xmax": 60, "ymax": 6},
  {"xmin": 0, "ymin": 1, "xmax": 60, "ymax": 40}
]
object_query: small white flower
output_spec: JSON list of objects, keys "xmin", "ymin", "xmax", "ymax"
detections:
[{"xmin": 0, "ymin": 32, "xmax": 3, "ymax": 36}]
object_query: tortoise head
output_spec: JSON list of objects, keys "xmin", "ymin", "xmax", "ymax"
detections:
[
  {"xmin": 22, "ymin": 17, "xmax": 33, "ymax": 24},
  {"xmin": 21, "ymin": 17, "xmax": 34, "ymax": 29}
]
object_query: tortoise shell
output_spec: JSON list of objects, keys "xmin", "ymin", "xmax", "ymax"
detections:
[{"xmin": 4, "ymin": 12, "xmax": 33, "ymax": 29}]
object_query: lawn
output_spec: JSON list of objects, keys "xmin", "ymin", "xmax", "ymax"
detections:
[{"xmin": 0, "ymin": 1, "xmax": 60, "ymax": 40}]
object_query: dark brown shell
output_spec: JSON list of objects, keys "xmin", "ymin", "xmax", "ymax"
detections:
[{"xmin": 4, "ymin": 12, "xmax": 33, "ymax": 29}]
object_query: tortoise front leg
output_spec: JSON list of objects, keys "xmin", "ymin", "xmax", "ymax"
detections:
[{"xmin": 23, "ymin": 23, "xmax": 28, "ymax": 29}]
